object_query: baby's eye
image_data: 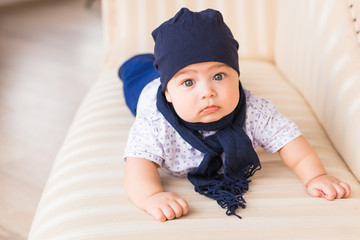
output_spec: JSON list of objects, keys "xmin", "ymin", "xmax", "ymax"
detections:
[
  {"xmin": 182, "ymin": 79, "xmax": 195, "ymax": 87},
  {"xmin": 213, "ymin": 73, "xmax": 225, "ymax": 81}
]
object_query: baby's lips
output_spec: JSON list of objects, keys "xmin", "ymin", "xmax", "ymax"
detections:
[{"xmin": 201, "ymin": 106, "xmax": 219, "ymax": 114}]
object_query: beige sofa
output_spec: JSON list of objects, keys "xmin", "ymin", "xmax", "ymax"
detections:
[{"xmin": 29, "ymin": 0, "xmax": 360, "ymax": 239}]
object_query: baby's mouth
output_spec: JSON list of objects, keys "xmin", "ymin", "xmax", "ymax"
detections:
[{"xmin": 201, "ymin": 105, "xmax": 219, "ymax": 114}]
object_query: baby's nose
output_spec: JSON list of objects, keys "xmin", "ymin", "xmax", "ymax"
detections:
[{"xmin": 200, "ymin": 83, "xmax": 216, "ymax": 99}]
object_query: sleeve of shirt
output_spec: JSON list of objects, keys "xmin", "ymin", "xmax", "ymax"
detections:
[
  {"xmin": 245, "ymin": 90, "xmax": 302, "ymax": 153},
  {"xmin": 123, "ymin": 79, "xmax": 165, "ymax": 166},
  {"xmin": 123, "ymin": 112, "xmax": 165, "ymax": 165}
]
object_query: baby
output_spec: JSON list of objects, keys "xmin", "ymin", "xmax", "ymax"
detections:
[{"xmin": 119, "ymin": 8, "xmax": 351, "ymax": 222}]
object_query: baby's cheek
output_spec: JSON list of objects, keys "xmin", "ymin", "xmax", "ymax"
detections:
[{"xmin": 174, "ymin": 105, "xmax": 197, "ymax": 122}]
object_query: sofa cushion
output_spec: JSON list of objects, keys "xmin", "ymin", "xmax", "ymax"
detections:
[{"xmin": 28, "ymin": 60, "xmax": 360, "ymax": 240}]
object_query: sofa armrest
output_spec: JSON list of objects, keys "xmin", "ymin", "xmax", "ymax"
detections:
[{"xmin": 274, "ymin": 0, "xmax": 360, "ymax": 181}]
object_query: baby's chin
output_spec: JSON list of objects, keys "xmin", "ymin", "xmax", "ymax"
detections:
[{"xmin": 186, "ymin": 112, "xmax": 229, "ymax": 124}]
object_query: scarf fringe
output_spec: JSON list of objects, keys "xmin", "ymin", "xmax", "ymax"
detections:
[{"xmin": 195, "ymin": 177, "xmax": 250, "ymax": 219}]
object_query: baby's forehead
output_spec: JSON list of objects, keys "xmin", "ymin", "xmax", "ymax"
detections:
[{"xmin": 175, "ymin": 62, "xmax": 231, "ymax": 75}]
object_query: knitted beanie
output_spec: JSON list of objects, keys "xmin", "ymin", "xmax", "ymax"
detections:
[{"xmin": 152, "ymin": 8, "xmax": 239, "ymax": 91}]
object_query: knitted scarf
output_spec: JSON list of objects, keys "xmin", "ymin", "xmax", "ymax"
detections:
[{"xmin": 156, "ymin": 82, "xmax": 261, "ymax": 218}]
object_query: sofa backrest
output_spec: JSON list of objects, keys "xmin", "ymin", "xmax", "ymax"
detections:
[
  {"xmin": 274, "ymin": 0, "xmax": 360, "ymax": 180},
  {"xmin": 101, "ymin": 0, "xmax": 277, "ymax": 71}
]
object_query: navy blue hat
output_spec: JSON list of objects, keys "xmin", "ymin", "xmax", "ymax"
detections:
[{"xmin": 152, "ymin": 8, "xmax": 240, "ymax": 92}]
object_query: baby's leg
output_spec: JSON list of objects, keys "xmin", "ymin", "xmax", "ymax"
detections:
[{"xmin": 118, "ymin": 53, "xmax": 160, "ymax": 115}]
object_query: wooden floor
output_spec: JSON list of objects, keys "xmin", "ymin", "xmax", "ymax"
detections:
[{"xmin": 0, "ymin": 0, "xmax": 102, "ymax": 239}]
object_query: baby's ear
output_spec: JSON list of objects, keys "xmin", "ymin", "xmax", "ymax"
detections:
[{"xmin": 164, "ymin": 89, "xmax": 173, "ymax": 102}]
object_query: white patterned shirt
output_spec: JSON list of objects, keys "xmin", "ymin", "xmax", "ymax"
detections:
[{"xmin": 124, "ymin": 78, "xmax": 301, "ymax": 177}]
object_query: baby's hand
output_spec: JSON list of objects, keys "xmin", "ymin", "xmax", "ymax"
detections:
[
  {"xmin": 306, "ymin": 175, "xmax": 351, "ymax": 200},
  {"xmin": 142, "ymin": 192, "xmax": 189, "ymax": 222}
]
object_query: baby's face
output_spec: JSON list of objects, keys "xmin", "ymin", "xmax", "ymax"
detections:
[{"xmin": 165, "ymin": 61, "xmax": 240, "ymax": 123}]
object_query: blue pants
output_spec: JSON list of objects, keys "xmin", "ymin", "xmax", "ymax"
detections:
[{"xmin": 118, "ymin": 54, "xmax": 160, "ymax": 116}]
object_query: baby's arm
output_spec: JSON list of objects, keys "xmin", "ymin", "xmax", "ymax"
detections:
[
  {"xmin": 278, "ymin": 136, "xmax": 351, "ymax": 200},
  {"xmin": 124, "ymin": 157, "xmax": 189, "ymax": 221}
]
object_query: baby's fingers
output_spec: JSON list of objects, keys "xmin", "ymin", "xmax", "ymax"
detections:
[
  {"xmin": 327, "ymin": 182, "xmax": 351, "ymax": 200},
  {"xmin": 161, "ymin": 204, "xmax": 177, "ymax": 220},
  {"xmin": 176, "ymin": 198, "xmax": 189, "ymax": 216},
  {"xmin": 322, "ymin": 184, "xmax": 343, "ymax": 200},
  {"xmin": 307, "ymin": 183, "xmax": 338, "ymax": 200},
  {"xmin": 168, "ymin": 201, "xmax": 184, "ymax": 219},
  {"xmin": 148, "ymin": 202, "xmax": 187, "ymax": 221},
  {"xmin": 307, "ymin": 187, "xmax": 325, "ymax": 198},
  {"xmin": 167, "ymin": 198, "xmax": 189, "ymax": 219},
  {"xmin": 144, "ymin": 192, "xmax": 189, "ymax": 222},
  {"xmin": 147, "ymin": 207, "xmax": 168, "ymax": 222},
  {"xmin": 339, "ymin": 182, "xmax": 351, "ymax": 198},
  {"xmin": 332, "ymin": 184, "xmax": 346, "ymax": 199},
  {"xmin": 306, "ymin": 175, "xmax": 352, "ymax": 201},
  {"xmin": 310, "ymin": 182, "xmax": 351, "ymax": 200}
]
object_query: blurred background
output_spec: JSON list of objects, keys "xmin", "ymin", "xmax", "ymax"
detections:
[{"xmin": 0, "ymin": 0, "xmax": 102, "ymax": 239}]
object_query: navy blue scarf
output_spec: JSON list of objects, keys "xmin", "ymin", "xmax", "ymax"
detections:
[{"xmin": 156, "ymin": 82, "xmax": 261, "ymax": 218}]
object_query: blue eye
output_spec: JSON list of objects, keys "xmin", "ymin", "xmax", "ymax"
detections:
[
  {"xmin": 183, "ymin": 79, "xmax": 195, "ymax": 87},
  {"xmin": 213, "ymin": 73, "xmax": 225, "ymax": 81}
]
